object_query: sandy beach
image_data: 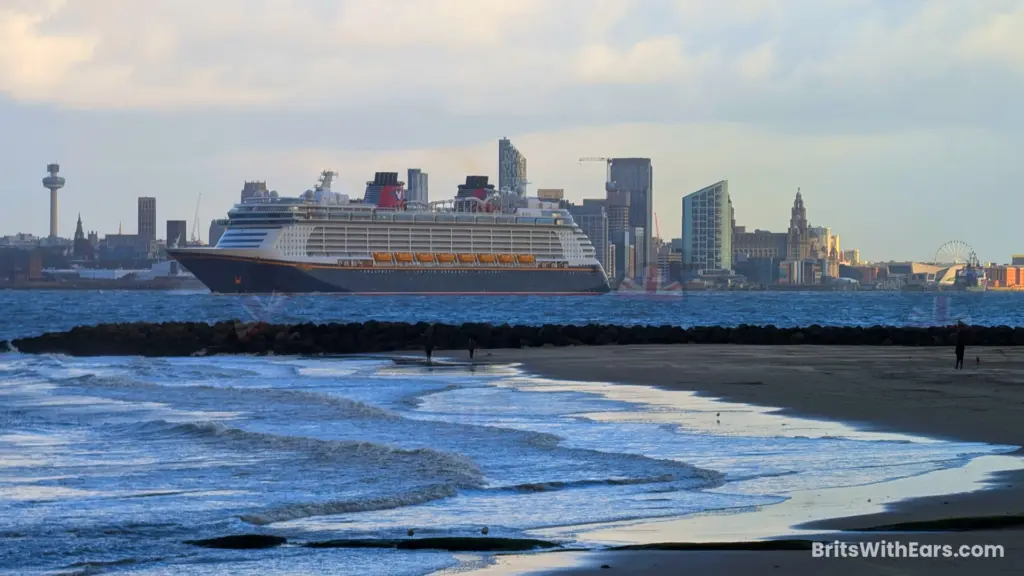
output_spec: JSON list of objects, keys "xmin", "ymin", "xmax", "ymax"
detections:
[{"xmin": 437, "ymin": 345, "xmax": 1024, "ymax": 575}]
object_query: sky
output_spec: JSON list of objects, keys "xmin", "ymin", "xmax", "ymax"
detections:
[{"xmin": 1, "ymin": 0, "xmax": 1022, "ymax": 263}]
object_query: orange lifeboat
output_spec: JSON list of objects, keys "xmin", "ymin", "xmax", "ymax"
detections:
[
  {"xmin": 437, "ymin": 253, "xmax": 456, "ymax": 263},
  {"xmin": 478, "ymin": 254, "xmax": 497, "ymax": 264},
  {"xmin": 457, "ymin": 253, "xmax": 476, "ymax": 263},
  {"xmin": 497, "ymin": 254, "xmax": 515, "ymax": 264},
  {"xmin": 395, "ymin": 252, "xmax": 414, "ymax": 263},
  {"xmin": 416, "ymin": 253, "xmax": 435, "ymax": 263},
  {"xmin": 373, "ymin": 252, "xmax": 393, "ymax": 262},
  {"xmin": 516, "ymin": 254, "xmax": 535, "ymax": 265}
]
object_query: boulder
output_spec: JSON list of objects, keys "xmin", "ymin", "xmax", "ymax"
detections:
[{"xmin": 185, "ymin": 534, "xmax": 286, "ymax": 549}]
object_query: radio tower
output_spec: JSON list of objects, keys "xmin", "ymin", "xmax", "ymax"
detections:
[{"xmin": 41, "ymin": 163, "xmax": 66, "ymax": 238}]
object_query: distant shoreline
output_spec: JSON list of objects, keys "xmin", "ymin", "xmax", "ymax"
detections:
[
  {"xmin": 0, "ymin": 280, "xmax": 206, "ymax": 291},
  {"xmin": 2, "ymin": 282, "xmax": 1020, "ymax": 293}
]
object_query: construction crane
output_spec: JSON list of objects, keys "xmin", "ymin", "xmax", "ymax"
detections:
[
  {"xmin": 578, "ymin": 157, "xmax": 613, "ymax": 190},
  {"xmin": 190, "ymin": 193, "xmax": 202, "ymax": 245}
]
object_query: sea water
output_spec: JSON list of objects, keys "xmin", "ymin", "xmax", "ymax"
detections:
[
  {"xmin": 0, "ymin": 353, "xmax": 1017, "ymax": 575},
  {"xmin": 1, "ymin": 290, "xmax": 1020, "ymax": 343}
]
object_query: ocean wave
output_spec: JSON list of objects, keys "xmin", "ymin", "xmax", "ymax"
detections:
[
  {"xmin": 501, "ymin": 474, "xmax": 681, "ymax": 492},
  {"xmin": 725, "ymin": 470, "xmax": 800, "ymax": 483},
  {"xmin": 239, "ymin": 484, "xmax": 460, "ymax": 525},
  {"xmin": 551, "ymin": 446, "xmax": 725, "ymax": 490},
  {"xmin": 61, "ymin": 374, "xmax": 399, "ymax": 421},
  {"xmin": 397, "ymin": 384, "xmax": 461, "ymax": 409},
  {"xmin": 126, "ymin": 419, "xmax": 485, "ymax": 486}
]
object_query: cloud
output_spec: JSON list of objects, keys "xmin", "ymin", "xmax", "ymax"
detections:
[
  {"xmin": 574, "ymin": 37, "xmax": 704, "ymax": 84},
  {"xmin": 0, "ymin": 0, "xmax": 1021, "ymax": 131},
  {"xmin": 736, "ymin": 43, "xmax": 776, "ymax": 82},
  {"xmin": 675, "ymin": 0, "xmax": 782, "ymax": 24},
  {"xmin": 0, "ymin": 3, "xmax": 95, "ymax": 98},
  {"xmin": 958, "ymin": 4, "xmax": 1024, "ymax": 69},
  {"xmin": 1, "ymin": 0, "xmax": 1022, "ymax": 265}
]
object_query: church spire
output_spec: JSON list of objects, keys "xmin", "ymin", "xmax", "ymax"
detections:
[{"xmin": 74, "ymin": 213, "xmax": 85, "ymax": 241}]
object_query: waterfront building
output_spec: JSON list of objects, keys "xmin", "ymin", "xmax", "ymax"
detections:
[
  {"xmin": 733, "ymin": 226, "xmax": 788, "ymax": 260},
  {"xmin": 681, "ymin": 180, "xmax": 733, "ymax": 273},
  {"xmin": 787, "ymin": 189, "xmax": 809, "ymax": 261}
]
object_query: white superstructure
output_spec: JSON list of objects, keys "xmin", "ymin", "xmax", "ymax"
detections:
[{"xmin": 206, "ymin": 171, "xmax": 603, "ymax": 270}]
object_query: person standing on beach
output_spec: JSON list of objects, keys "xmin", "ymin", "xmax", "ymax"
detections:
[
  {"xmin": 468, "ymin": 337, "xmax": 477, "ymax": 360},
  {"xmin": 955, "ymin": 322, "xmax": 968, "ymax": 370},
  {"xmin": 423, "ymin": 325, "xmax": 435, "ymax": 362}
]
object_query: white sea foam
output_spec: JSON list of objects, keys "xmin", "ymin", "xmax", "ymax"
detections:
[
  {"xmin": 1, "ymin": 353, "xmax": 1016, "ymax": 576},
  {"xmin": 239, "ymin": 484, "xmax": 462, "ymax": 525}
]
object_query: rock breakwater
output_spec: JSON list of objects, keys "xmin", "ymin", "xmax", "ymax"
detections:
[{"xmin": 7, "ymin": 321, "xmax": 1024, "ymax": 357}]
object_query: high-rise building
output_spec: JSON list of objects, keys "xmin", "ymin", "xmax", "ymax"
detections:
[
  {"xmin": 407, "ymin": 169, "xmax": 429, "ymax": 205},
  {"xmin": 608, "ymin": 158, "xmax": 653, "ymax": 273},
  {"xmin": 166, "ymin": 220, "xmax": 187, "ymax": 248},
  {"xmin": 632, "ymin": 227, "xmax": 646, "ymax": 277},
  {"xmin": 498, "ymin": 138, "xmax": 528, "ymax": 196},
  {"xmin": 567, "ymin": 200, "xmax": 610, "ymax": 275},
  {"xmin": 209, "ymin": 219, "xmax": 228, "ymax": 246},
  {"xmin": 138, "ymin": 197, "xmax": 157, "ymax": 242},
  {"xmin": 681, "ymin": 180, "xmax": 733, "ymax": 272},
  {"xmin": 605, "ymin": 189, "xmax": 631, "ymax": 279}
]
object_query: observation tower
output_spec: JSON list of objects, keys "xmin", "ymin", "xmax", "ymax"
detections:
[{"xmin": 42, "ymin": 163, "xmax": 66, "ymax": 238}]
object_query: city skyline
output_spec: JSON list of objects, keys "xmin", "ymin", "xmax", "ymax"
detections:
[
  {"xmin": 1, "ymin": 1, "xmax": 1022, "ymax": 262},
  {"xmin": 3, "ymin": 149, "xmax": 1013, "ymax": 266}
]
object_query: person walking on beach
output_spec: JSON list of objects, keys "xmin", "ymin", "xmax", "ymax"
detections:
[
  {"xmin": 955, "ymin": 322, "xmax": 968, "ymax": 370},
  {"xmin": 468, "ymin": 337, "xmax": 477, "ymax": 360}
]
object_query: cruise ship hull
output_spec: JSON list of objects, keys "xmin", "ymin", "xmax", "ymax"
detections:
[{"xmin": 168, "ymin": 251, "xmax": 610, "ymax": 295}]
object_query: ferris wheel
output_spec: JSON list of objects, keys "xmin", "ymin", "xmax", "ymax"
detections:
[{"xmin": 934, "ymin": 240, "xmax": 976, "ymax": 265}]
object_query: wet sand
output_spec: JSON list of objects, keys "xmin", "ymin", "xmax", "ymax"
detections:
[{"xmin": 433, "ymin": 345, "xmax": 1024, "ymax": 575}]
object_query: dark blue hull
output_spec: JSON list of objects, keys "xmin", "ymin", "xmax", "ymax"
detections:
[{"xmin": 168, "ymin": 251, "xmax": 610, "ymax": 295}]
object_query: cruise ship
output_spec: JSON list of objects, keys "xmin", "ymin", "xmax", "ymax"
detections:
[{"xmin": 167, "ymin": 171, "xmax": 610, "ymax": 294}]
